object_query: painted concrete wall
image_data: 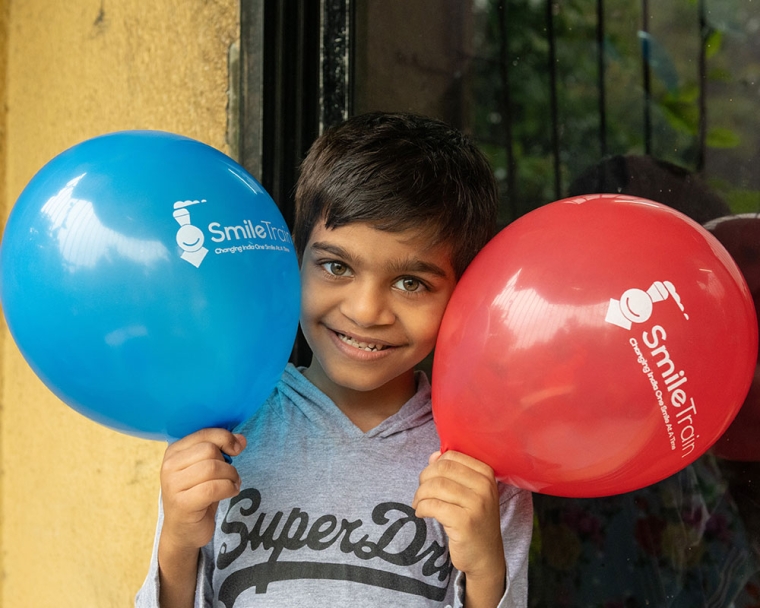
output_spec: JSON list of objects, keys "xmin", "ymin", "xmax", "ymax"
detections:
[{"xmin": 1, "ymin": 1, "xmax": 238, "ymax": 605}]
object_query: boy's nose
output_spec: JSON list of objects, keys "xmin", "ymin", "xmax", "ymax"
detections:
[{"xmin": 340, "ymin": 282, "xmax": 395, "ymax": 327}]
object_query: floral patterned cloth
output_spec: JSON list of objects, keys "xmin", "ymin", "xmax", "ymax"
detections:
[{"xmin": 529, "ymin": 454, "xmax": 760, "ymax": 608}]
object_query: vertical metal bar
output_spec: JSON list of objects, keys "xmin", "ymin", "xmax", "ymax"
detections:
[
  {"xmin": 252, "ymin": 0, "xmax": 320, "ymax": 366},
  {"xmin": 256, "ymin": 1, "xmax": 320, "ymax": 218},
  {"xmin": 239, "ymin": 0, "xmax": 265, "ymax": 179},
  {"xmin": 498, "ymin": 1, "xmax": 517, "ymax": 220},
  {"xmin": 642, "ymin": 0, "xmax": 652, "ymax": 155},
  {"xmin": 260, "ymin": 0, "xmax": 287, "ymax": 209},
  {"xmin": 697, "ymin": 0, "xmax": 707, "ymax": 173},
  {"xmin": 547, "ymin": 0, "xmax": 562, "ymax": 198},
  {"xmin": 320, "ymin": 0, "xmax": 352, "ymax": 132},
  {"xmin": 597, "ymin": 0, "xmax": 607, "ymax": 158}
]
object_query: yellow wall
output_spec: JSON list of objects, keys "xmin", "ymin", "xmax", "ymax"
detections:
[{"xmin": 1, "ymin": 1, "xmax": 238, "ymax": 606}]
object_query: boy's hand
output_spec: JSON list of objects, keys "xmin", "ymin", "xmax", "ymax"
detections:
[
  {"xmin": 157, "ymin": 429, "xmax": 246, "ymax": 608},
  {"xmin": 413, "ymin": 450, "xmax": 506, "ymax": 607},
  {"xmin": 159, "ymin": 428, "xmax": 247, "ymax": 551}
]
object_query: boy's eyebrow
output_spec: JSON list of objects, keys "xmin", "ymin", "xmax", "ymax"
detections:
[
  {"xmin": 309, "ymin": 241, "xmax": 450, "ymax": 278},
  {"xmin": 310, "ymin": 242, "xmax": 356, "ymax": 263},
  {"xmin": 385, "ymin": 258, "xmax": 450, "ymax": 278}
]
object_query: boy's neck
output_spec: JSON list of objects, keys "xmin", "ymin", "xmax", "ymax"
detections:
[{"xmin": 303, "ymin": 364, "xmax": 418, "ymax": 433}]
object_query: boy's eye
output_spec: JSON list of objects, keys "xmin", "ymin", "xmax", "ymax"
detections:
[
  {"xmin": 395, "ymin": 277, "xmax": 424, "ymax": 292},
  {"xmin": 323, "ymin": 261, "xmax": 351, "ymax": 276}
]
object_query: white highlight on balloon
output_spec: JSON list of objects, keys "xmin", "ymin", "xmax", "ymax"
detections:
[{"xmin": 41, "ymin": 174, "xmax": 170, "ymax": 271}]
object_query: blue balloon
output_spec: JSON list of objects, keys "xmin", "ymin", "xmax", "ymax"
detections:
[{"xmin": 0, "ymin": 131, "xmax": 301, "ymax": 441}]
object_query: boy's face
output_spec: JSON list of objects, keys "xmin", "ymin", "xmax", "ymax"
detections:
[{"xmin": 300, "ymin": 220, "xmax": 457, "ymax": 405}]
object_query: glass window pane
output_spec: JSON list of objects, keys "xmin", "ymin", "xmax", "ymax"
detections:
[{"xmin": 352, "ymin": 1, "xmax": 760, "ymax": 605}]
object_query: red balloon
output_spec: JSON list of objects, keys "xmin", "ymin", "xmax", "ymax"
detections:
[
  {"xmin": 432, "ymin": 194, "xmax": 757, "ymax": 497},
  {"xmin": 704, "ymin": 214, "xmax": 760, "ymax": 461}
]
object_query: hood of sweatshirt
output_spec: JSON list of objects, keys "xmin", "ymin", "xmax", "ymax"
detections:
[{"xmin": 272, "ymin": 363, "xmax": 434, "ymax": 440}]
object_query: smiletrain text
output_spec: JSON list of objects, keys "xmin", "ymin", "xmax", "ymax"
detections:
[
  {"xmin": 208, "ymin": 219, "xmax": 293, "ymax": 244},
  {"xmin": 629, "ymin": 325, "xmax": 698, "ymax": 458}
]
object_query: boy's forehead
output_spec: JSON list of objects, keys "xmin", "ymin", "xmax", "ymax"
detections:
[
  {"xmin": 309, "ymin": 219, "xmax": 442, "ymax": 248},
  {"xmin": 308, "ymin": 220, "xmax": 454, "ymax": 271}
]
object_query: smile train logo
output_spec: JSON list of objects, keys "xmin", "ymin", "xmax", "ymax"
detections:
[
  {"xmin": 173, "ymin": 199, "xmax": 208, "ymax": 267},
  {"xmin": 605, "ymin": 281, "xmax": 689, "ymax": 330}
]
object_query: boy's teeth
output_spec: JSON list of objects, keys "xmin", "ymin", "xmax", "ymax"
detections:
[{"xmin": 338, "ymin": 333, "xmax": 386, "ymax": 351}]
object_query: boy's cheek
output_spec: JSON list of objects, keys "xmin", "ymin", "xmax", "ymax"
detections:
[{"xmin": 299, "ymin": 268, "xmax": 326, "ymax": 309}]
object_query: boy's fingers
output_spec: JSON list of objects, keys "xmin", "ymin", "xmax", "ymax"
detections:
[
  {"xmin": 413, "ymin": 479, "xmax": 451, "ymax": 510},
  {"xmin": 413, "ymin": 496, "xmax": 461, "ymax": 526},
  {"xmin": 165, "ymin": 429, "xmax": 246, "ymax": 463},
  {"xmin": 223, "ymin": 433, "xmax": 247, "ymax": 456},
  {"xmin": 167, "ymin": 428, "xmax": 245, "ymax": 454},
  {"xmin": 413, "ymin": 475, "xmax": 475, "ymax": 512},
  {"xmin": 165, "ymin": 458, "xmax": 240, "ymax": 495},
  {"xmin": 173, "ymin": 478, "xmax": 241, "ymax": 514},
  {"xmin": 419, "ymin": 454, "xmax": 496, "ymax": 496},
  {"xmin": 435, "ymin": 450, "xmax": 495, "ymax": 478},
  {"xmin": 163, "ymin": 442, "xmax": 229, "ymax": 477}
]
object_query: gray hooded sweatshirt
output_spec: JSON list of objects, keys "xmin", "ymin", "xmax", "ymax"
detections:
[{"xmin": 136, "ymin": 364, "xmax": 533, "ymax": 607}]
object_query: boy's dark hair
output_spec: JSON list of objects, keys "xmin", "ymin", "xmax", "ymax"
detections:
[{"xmin": 294, "ymin": 112, "xmax": 498, "ymax": 278}]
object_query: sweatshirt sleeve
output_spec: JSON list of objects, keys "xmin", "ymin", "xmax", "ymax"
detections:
[
  {"xmin": 450, "ymin": 486, "xmax": 533, "ymax": 608},
  {"xmin": 134, "ymin": 494, "xmax": 216, "ymax": 608}
]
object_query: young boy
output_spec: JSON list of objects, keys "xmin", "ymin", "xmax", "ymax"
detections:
[{"xmin": 136, "ymin": 112, "xmax": 533, "ymax": 608}]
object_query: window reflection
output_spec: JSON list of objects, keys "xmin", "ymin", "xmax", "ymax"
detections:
[
  {"xmin": 490, "ymin": 269, "xmax": 610, "ymax": 351},
  {"xmin": 353, "ymin": 0, "xmax": 760, "ymax": 604},
  {"xmin": 528, "ymin": 152, "xmax": 760, "ymax": 607},
  {"xmin": 41, "ymin": 174, "xmax": 170, "ymax": 271}
]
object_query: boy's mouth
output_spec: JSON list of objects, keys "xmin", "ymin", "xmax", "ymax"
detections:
[{"xmin": 337, "ymin": 332, "xmax": 389, "ymax": 352}]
